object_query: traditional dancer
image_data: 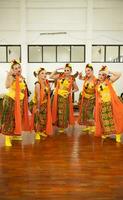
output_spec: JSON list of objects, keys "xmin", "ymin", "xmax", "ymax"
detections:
[
  {"xmin": 50, "ymin": 63, "xmax": 78, "ymax": 132},
  {"xmin": 30, "ymin": 68, "xmax": 52, "ymax": 140},
  {"xmin": 0, "ymin": 60, "xmax": 30, "ymax": 146},
  {"xmin": 95, "ymin": 66, "xmax": 123, "ymax": 143},
  {"xmin": 78, "ymin": 64, "xmax": 97, "ymax": 132}
]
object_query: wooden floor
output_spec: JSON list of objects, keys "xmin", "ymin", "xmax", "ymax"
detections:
[{"xmin": 0, "ymin": 125, "xmax": 123, "ymax": 200}]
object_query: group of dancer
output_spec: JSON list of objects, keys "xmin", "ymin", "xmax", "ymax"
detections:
[{"xmin": 0, "ymin": 60, "xmax": 123, "ymax": 147}]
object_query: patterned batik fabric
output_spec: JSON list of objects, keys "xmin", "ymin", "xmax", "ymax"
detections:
[
  {"xmin": 0, "ymin": 95, "xmax": 23, "ymax": 135},
  {"xmin": 56, "ymin": 95, "xmax": 69, "ymax": 128},
  {"xmin": 100, "ymin": 101, "xmax": 116, "ymax": 135},
  {"xmin": 34, "ymin": 102, "xmax": 47, "ymax": 132},
  {"xmin": 79, "ymin": 95, "xmax": 95, "ymax": 126},
  {"xmin": 0, "ymin": 97, "xmax": 3, "ymax": 120}
]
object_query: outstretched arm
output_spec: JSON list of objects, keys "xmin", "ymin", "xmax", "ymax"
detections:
[{"xmin": 49, "ymin": 70, "xmax": 60, "ymax": 80}]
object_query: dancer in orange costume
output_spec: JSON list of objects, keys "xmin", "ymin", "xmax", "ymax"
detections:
[
  {"xmin": 95, "ymin": 66, "xmax": 123, "ymax": 143},
  {"xmin": 78, "ymin": 64, "xmax": 97, "ymax": 133},
  {"xmin": 51, "ymin": 64, "xmax": 78, "ymax": 132},
  {"xmin": 0, "ymin": 60, "xmax": 30, "ymax": 146},
  {"xmin": 30, "ymin": 68, "xmax": 52, "ymax": 140}
]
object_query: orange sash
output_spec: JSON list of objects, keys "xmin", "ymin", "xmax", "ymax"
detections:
[
  {"xmin": 52, "ymin": 75, "xmax": 75, "ymax": 125},
  {"xmin": 23, "ymin": 88, "xmax": 30, "ymax": 131},
  {"xmin": 14, "ymin": 76, "xmax": 30, "ymax": 134},
  {"xmin": 14, "ymin": 75, "xmax": 22, "ymax": 134}
]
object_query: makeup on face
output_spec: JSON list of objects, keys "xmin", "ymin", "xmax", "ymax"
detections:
[
  {"xmin": 39, "ymin": 70, "xmax": 47, "ymax": 80},
  {"xmin": 85, "ymin": 67, "xmax": 93, "ymax": 77},
  {"xmin": 13, "ymin": 64, "xmax": 22, "ymax": 76}
]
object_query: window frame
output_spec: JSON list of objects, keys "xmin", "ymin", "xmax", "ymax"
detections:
[
  {"xmin": 0, "ymin": 45, "xmax": 21, "ymax": 63},
  {"xmin": 28, "ymin": 44, "xmax": 85, "ymax": 63},
  {"xmin": 92, "ymin": 45, "xmax": 122, "ymax": 63}
]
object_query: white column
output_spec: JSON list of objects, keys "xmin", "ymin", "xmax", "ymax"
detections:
[
  {"xmin": 20, "ymin": 0, "xmax": 27, "ymax": 77},
  {"xmin": 86, "ymin": 0, "xmax": 93, "ymax": 63}
]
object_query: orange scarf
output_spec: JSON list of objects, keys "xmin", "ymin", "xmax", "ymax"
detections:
[
  {"xmin": 52, "ymin": 75, "xmax": 75, "ymax": 125},
  {"xmin": 78, "ymin": 76, "xmax": 96, "ymax": 123},
  {"xmin": 14, "ymin": 76, "xmax": 30, "ymax": 134},
  {"xmin": 23, "ymin": 87, "xmax": 30, "ymax": 131},
  {"xmin": 95, "ymin": 79, "xmax": 123, "ymax": 136},
  {"xmin": 14, "ymin": 75, "xmax": 22, "ymax": 134}
]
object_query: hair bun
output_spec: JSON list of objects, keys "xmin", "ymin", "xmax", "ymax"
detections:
[
  {"xmin": 33, "ymin": 71, "xmax": 37, "ymax": 77},
  {"xmin": 11, "ymin": 59, "xmax": 19, "ymax": 64},
  {"xmin": 33, "ymin": 67, "xmax": 45, "ymax": 77}
]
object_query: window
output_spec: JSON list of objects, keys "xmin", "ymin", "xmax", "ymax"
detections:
[
  {"xmin": 43, "ymin": 46, "xmax": 56, "ymax": 62},
  {"xmin": 28, "ymin": 46, "xmax": 42, "ymax": 62},
  {"xmin": 0, "ymin": 45, "xmax": 21, "ymax": 63},
  {"xmin": 92, "ymin": 45, "xmax": 122, "ymax": 63},
  {"xmin": 7, "ymin": 46, "xmax": 21, "ymax": 63},
  {"xmin": 71, "ymin": 46, "xmax": 85, "ymax": 62},
  {"xmin": 0, "ymin": 46, "xmax": 6, "ymax": 63},
  {"xmin": 106, "ymin": 46, "xmax": 119, "ymax": 62},
  {"xmin": 92, "ymin": 45, "xmax": 104, "ymax": 62},
  {"xmin": 57, "ymin": 46, "xmax": 70, "ymax": 63},
  {"xmin": 28, "ymin": 45, "xmax": 85, "ymax": 63},
  {"xmin": 120, "ymin": 46, "xmax": 123, "ymax": 62}
]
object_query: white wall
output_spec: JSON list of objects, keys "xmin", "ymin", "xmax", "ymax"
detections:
[{"xmin": 0, "ymin": 0, "xmax": 123, "ymax": 101}]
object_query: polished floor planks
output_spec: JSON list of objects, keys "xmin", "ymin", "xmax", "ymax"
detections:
[{"xmin": 0, "ymin": 126, "xmax": 123, "ymax": 200}]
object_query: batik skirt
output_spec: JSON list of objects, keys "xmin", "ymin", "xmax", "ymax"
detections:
[
  {"xmin": 100, "ymin": 101, "xmax": 115, "ymax": 135},
  {"xmin": 78, "ymin": 95, "xmax": 95, "ymax": 126},
  {"xmin": 33, "ymin": 102, "xmax": 47, "ymax": 133},
  {"xmin": 0, "ymin": 95, "xmax": 24, "ymax": 135},
  {"xmin": 54, "ymin": 95, "xmax": 69, "ymax": 128}
]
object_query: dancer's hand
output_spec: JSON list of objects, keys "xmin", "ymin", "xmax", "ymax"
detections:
[
  {"xmin": 6, "ymin": 68, "xmax": 14, "ymax": 76},
  {"xmin": 78, "ymin": 72, "xmax": 83, "ymax": 79}
]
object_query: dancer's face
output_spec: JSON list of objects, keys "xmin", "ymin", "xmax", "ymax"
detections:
[
  {"xmin": 64, "ymin": 67, "xmax": 71, "ymax": 76},
  {"xmin": 38, "ymin": 70, "xmax": 47, "ymax": 80},
  {"xmin": 12, "ymin": 64, "xmax": 22, "ymax": 76},
  {"xmin": 85, "ymin": 67, "xmax": 93, "ymax": 78},
  {"xmin": 98, "ymin": 72, "xmax": 107, "ymax": 81}
]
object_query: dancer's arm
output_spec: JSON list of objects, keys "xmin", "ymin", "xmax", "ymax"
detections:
[
  {"xmin": 49, "ymin": 70, "xmax": 59, "ymax": 79},
  {"xmin": 5, "ymin": 70, "xmax": 14, "ymax": 88},
  {"xmin": 109, "ymin": 71, "xmax": 122, "ymax": 83},
  {"xmin": 78, "ymin": 72, "xmax": 85, "ymax": 80},
  {"xmin": 71, "ymin": 81, "xmax": 79, "ymax": 93}
]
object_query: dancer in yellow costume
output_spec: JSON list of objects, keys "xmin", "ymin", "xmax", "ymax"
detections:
[
  {"xmin": 95, "ymin": 66, "xmax": 123, "ymax": 143},
  {"xmin": 0, "ymin": 60, "xmax": 30, "ymax": 146},
  {"xmin": 78, "ymin": 64, "xmax": 97, "ymax": 133},
  {"xmin": 51, "ymin": 64, "xmax": 78, "ymax": 132},
  {"xmin": 30, "ymin": 68, "xmax": 52, "ymax": 140}
]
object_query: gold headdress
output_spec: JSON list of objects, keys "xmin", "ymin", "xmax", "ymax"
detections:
[
  {"xmin": 10, "ymin": 59, "xmax": 20, "ymax": 68},
  {"xmin": 99, "ymin": 66, "xmax": 108, "ymax": 74},
  {"xmin": 65, "ymin": 63, "xmax": 72, "ymax": 71},
  {"xmin": 86, "ymin": 63, "xmax": 93, "ymax": 70}
]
